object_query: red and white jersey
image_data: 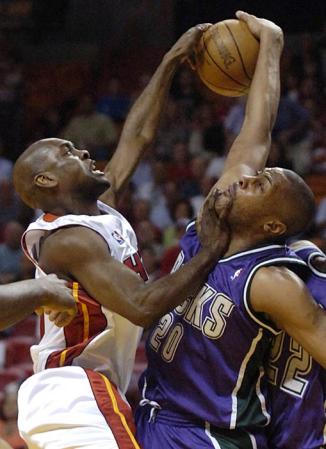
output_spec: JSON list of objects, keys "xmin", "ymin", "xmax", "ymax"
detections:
[{"xmin": 22, "ymin": 201, "xmax": 145, "ymax": 394}]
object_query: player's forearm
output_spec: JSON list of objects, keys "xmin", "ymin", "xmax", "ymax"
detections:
[
  {"xmin": 243, "ymin": 29, "xmax": 283, "ymax": 142},
  {"xmin": 102, "ymin": 53, "xmax": 182, "ymax": 201},
  {"xmin": 133, "ymin": 247, "xmax": 221, "ymax": 328},
  {"xmin": 117, "ymin": 54, "xmax": 180, "ymax": 152},
  {"xmin": 221, "ymin": 29, "xmax": 283, "ymax": 177},
  {"xmin": 0, "ymin": 279, "xmax": 42, "ymax": 330}
]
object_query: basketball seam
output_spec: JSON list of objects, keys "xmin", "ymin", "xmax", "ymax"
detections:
[
  {"xmin": 203, "ymin": 32, "xmax": 249, "ymax": 89},
  {"xmin": 224, "ymin": 23, "xmax": 252, "ymax": 82},
  {"xmin": 200, "ymin": 72, "xmax": 246, "ymax": 96}
]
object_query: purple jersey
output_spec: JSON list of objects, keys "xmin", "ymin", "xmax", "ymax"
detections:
[
  {"xmin": 267, "ymin": 242, "xmax": 326, "ymax": 449},
  {"xmin": 139, "ymin": 222, "xmax": 305, "ymax": 432}
]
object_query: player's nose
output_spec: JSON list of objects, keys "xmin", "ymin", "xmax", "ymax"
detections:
[
  {"xmin": 238, "ymin": 176, "xmax": 249, "ymax": 189},
  {"xmin": 239, "ymin": 175, "xmax": 257, "ymax": 189},
  {"xmin": 79, "ymin": 149, "xmax": 90, "ymax": 160}
]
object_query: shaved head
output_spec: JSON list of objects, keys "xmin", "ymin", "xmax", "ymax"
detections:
[
  {"xmin": 14, "ymin": 138, "xmax": 110, "ymax": 213},
  {"xmin": 277, "ymin": 169, "xmax": 316, "ymax": 237},
  {"xmin": 14, "ymin": 139, "xmax": 61, "ymax": 208}
]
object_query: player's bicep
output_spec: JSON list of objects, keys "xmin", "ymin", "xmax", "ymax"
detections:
[
  {"xmin": 41, "ymin": 226, "xmax": 146, "ymax": 321},
  {"xmin": 251, "ymin": 267, "xmax": 326, "ymax": 368}
]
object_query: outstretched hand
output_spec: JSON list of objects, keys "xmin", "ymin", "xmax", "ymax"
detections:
[
  {"xmin": 197, "ymin": 188, "xmax": 233, "ymax": 258},
  {"xmin": 167, "ymin": 23, "xmax": 212, "ymax": 65}
]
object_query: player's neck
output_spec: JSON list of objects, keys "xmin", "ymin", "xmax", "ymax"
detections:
[
  {"xmin": 46, "ymin": 199, "xmax": 101, "ymax": 216},
  {"xmin": 223, "ymin": 234, "xmax": 268, "ymax": 258}
]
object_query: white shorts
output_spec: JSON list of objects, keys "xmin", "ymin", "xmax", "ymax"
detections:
[{"xmin": 18, "ymin": 366, "xmax": 141, "ymax": 449}]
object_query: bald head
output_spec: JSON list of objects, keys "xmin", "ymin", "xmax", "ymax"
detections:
[
  {"xmin": 14, "ymin": 139, "xmax": 61, "ymax": 208},
  {"xmin": 278, "ymin": 169, "xmax": 316, "ymax": 237},
  {"xmin": 14, "ymin": 138, "xmax": 110, "ymax": 213}
]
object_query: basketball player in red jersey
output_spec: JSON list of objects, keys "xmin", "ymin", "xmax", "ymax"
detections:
[
  {"xmin": 13, "ymin": 24, "xmax": 234, "ymax": 449},
  {"xmin": 0, "ymin": 274, "xmax": 76, "ymax": 330}
]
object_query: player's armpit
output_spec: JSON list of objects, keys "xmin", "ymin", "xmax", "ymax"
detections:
[{"xmin": 250, "ymin": 266, "xmax": 326, "ymax": 368}]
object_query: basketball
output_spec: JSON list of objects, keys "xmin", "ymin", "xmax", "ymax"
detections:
[{"xmin": 195, "ymin": 19, "xmax": 259, "ymax": 97}]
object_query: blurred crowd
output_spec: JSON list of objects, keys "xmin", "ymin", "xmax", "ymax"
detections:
[{"xmin": 0, "ymin": 28, "xmax": 325, "ymax": 448}]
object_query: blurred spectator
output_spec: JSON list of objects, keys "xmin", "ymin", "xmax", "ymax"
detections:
[
  {"xmin": 315, "ymin": 196, "xmax": 326, "ymax": 240},
  {"xmin": 182, "ymin": 154, "xmax": 210, "ymax": 198},
  {"xmin": 141, "ymin": 245, "xmax": 160, "ymax": 282},
  {"xmin": 310, "ymin": 114, "xmax": 326, "ymax": 173},
  {"xmin": 134, "ymin": 220, "xmax": 162, "ymax": 258},
  {"xmin": 0, "ymin": 142, "xmax": 20, "ymax": 232},
  {"xmin": 188, "ymin": 102, "xmax": 225, "ymax": 157},
  {"xmin": 205, "ymin": 154, "xmax": 225, "ymax": 180},
  {"xmin": 160, "ymin": 219, "xmax": 189, "ymax": 276},
  {"xmin": 131, "ymin": 199, "xmax": 151, "ymax": 227},
  {"xmin": 155, "ymin": 98, "xmax": 189, "ymax": 158},
  {"xmin": 224, "ymin": 97, "xmax": 246, "ymax": 146},
  {"xmin": 136, "ymin": 161, "xmax": 174, "ymax": 229},
  {"xmin": 167, "ymin": 141, "xmax": 192, "ymax": 182},
  {"xmin": 190, "ymin": 176, "xmax": 216, "ymax": 216},
  {"xmin": 97, "ymin": 78, "xmax": 131, "ymax": 121},
  {"xmin": 273, "ymin": 96, "xmax": 312, "ymax": 174},
  {"xmin": 0, "ymin": 383, "xmax": 25, "ymax": 449},
  {"xmin": 0, "ymin": 221, "xmax": 24, "ymax": 284},
  {"xmin": 163, "ymin": 199, "xmax": 194, "ymax": 248},
  {"xmin": 171, "ymin": 68, "xmax": 200, "ymax": 118},
  {"xmin": 131, "ymin": 148, "xmax": 154, "ymax": 192},
  {"xmin": 0, "ymin": 141, "xmax": 13, "ymax": 183},
  {"xmin": 267, "ymin": 141, "xmax": 292, "ymax": 169},
  {"xmin": 31, "ymin": 107, "xmax": 62, "ymax": 141},
  {"xmin": 0, "ymin": 52, "xmax": 23, "ymax": 157},
  {"xmin": 61, "ymin": 93, "xmax": 117, "ymax": 160}
]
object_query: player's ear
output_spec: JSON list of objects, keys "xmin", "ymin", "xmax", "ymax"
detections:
[
  {"xmin": 263, "ymin": 220, "xmax": 287, "ymax": 236},
  {"xmin": 34, "ymin": 172, "xmax": 58, "ymax": 189}
]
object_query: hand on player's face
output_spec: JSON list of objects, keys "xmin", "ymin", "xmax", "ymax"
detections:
[
  {"xmin": 236, "ymin": 11, "xmax": 283, "ymax": 43},
  {"xmin": 168, "ymin": 23, "xmax": 212, "ymax": 65},
  {"xmin": 197, "ymin": 188, "xmax": 233, "ymax": 257}
]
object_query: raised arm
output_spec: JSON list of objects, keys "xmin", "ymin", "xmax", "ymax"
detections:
[
  {"xmin": 100, "ymin": 24, "xmax": 210, "ymax": 207},
  {"xmin": 216, "ymin": 12, "xmax": 284, "ymax": 190},
  {"xmin": 0, "ymin": 275, "xmax": 77, "ymax": 330},
  {"xmin": 251, "ymin": 266, "xmax": 326, "ymax": 368}
]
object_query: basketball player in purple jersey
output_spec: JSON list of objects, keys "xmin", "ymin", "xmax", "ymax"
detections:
[
  {"xmin": 135, "ymin": 12, "xmax": 326, "ymax": 449},
  {"xmin": 267, "ymin": 240, "xmax": 326, "ymax": 449}
]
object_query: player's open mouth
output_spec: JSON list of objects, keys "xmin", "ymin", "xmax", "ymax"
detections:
[{"xmin": 90, "ymin": 160, "xmax": 104, "ymax": 175}]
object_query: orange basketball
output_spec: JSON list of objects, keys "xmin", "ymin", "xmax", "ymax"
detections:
[{"xmin": 195, "ymin": 19, "xmax": 259, "ymax": 97}]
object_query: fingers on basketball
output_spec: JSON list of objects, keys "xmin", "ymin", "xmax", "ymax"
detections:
[{"xmin": 195, "ymin": 18, "xmax": 259, "ymax": 97}]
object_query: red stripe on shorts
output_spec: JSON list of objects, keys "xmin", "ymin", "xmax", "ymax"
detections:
[{"xmin": 85, "ymin": 369, "xmax": 141, "ymax": 449}]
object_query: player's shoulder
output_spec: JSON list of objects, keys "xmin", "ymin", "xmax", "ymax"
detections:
[
  {"xmin": 254, "ymin": 265, "xmax": 301, "ymax": 284},
  {"xmin": 43, "ymin": 225, "xmax": 107, "ymax": 257},
  {"xmin": 251, "ymin": 265, "xmax": 306, "ymax": 313}
]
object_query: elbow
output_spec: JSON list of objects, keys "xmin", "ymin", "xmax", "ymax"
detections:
[
  {"xmin": 131, "ymin": 291, "xmax": 160, "ymax": 328},
  {"xmin": 131, "ymin": 307, "xmax": 156, "ymax": 328}
]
